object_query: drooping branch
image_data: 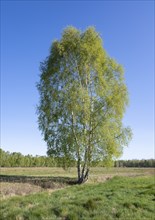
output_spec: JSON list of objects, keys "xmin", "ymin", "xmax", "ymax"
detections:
[{"xmin": 89, "ymin": 109, "xmax": 109, "ymax": 135}]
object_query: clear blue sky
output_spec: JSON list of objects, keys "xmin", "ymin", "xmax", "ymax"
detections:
[{"xmin": 1, "ymin": 1, "xmax": 154, "ymax": 159}]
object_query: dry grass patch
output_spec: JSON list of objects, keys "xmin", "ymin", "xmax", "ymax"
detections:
[{"xmin": 0, "ymin": 182, "xmax": 43, "ymax": 199}]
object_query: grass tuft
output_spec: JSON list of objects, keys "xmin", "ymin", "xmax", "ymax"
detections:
[{"xmin": 83, "ymin": 199, "xmax": 97, "ymax": 210}]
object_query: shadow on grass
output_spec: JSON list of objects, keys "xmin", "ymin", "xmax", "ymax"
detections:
[{"xmin": 0, "ymin": 175, "xmax": 77, "ymax": 189}]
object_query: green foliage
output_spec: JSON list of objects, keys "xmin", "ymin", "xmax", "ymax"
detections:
[
  {"xmin": 37, "ymin": 26, "xmax": 132, "ymax": 182},
  {"xmin": 1, "ymin": 176, "xmax": 154, "ymax": 219}
]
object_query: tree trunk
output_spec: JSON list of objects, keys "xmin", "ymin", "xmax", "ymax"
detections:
[
  {"xmin": 77, "ymin": 166, "xmax": 89, "ymax": 184},
  {"xmin": 77, "ymin": 159, "xmax": 81, "ymax": 181}
]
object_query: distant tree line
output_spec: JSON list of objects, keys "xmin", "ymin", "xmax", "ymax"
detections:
[
  {"xmin": 0, "ymin": 148, "xmax": 76, "ymax": 168},
  {"xmin": 0, "ymin": 148, "xmax": 154, "ymax": 168},
  {"xmin": 114, "ymin": 159, "xmax": 155, "ymax": 168}
]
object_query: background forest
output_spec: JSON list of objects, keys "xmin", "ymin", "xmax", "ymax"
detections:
[{"xmin": 0, "ymin": 148, "xmax": 154, "ymax": 168}]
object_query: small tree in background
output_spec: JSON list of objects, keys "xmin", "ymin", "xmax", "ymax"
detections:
[{"xmin": 37, "ymin": 26, "xmax": 132, "ymax": 183}]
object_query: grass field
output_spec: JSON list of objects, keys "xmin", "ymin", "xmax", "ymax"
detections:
[{"xmin": 0, "ymin": 167, "xmax": 154, "ymax": 219}]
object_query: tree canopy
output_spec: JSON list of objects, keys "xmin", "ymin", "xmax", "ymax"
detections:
[{"xmin": 37, "ymin": 26, "xmax": 132, "ymax": 183}]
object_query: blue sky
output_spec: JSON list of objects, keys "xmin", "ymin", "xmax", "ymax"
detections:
[{"xmin": 1, "ymin": 1, "xmax": 154, "ymax": 159}]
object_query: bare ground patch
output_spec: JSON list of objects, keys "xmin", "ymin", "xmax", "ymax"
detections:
[{"xmin": 0, "ymin": 174, "xmax": 78, "ymax": 199}]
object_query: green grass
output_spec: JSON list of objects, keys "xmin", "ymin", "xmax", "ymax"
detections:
[{"xmin": 0, "ymin": 175, "xmax": 154, "ymax": 220}]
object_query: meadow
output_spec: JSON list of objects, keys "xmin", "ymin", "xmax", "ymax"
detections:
[{"xmin": 0, "ymin": 167, "xmax": 154, "ymax": 219}]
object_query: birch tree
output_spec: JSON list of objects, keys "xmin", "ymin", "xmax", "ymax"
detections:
[{"xmin": 37, "ymin": 27, "xmax": 132, "ymax": 183}]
